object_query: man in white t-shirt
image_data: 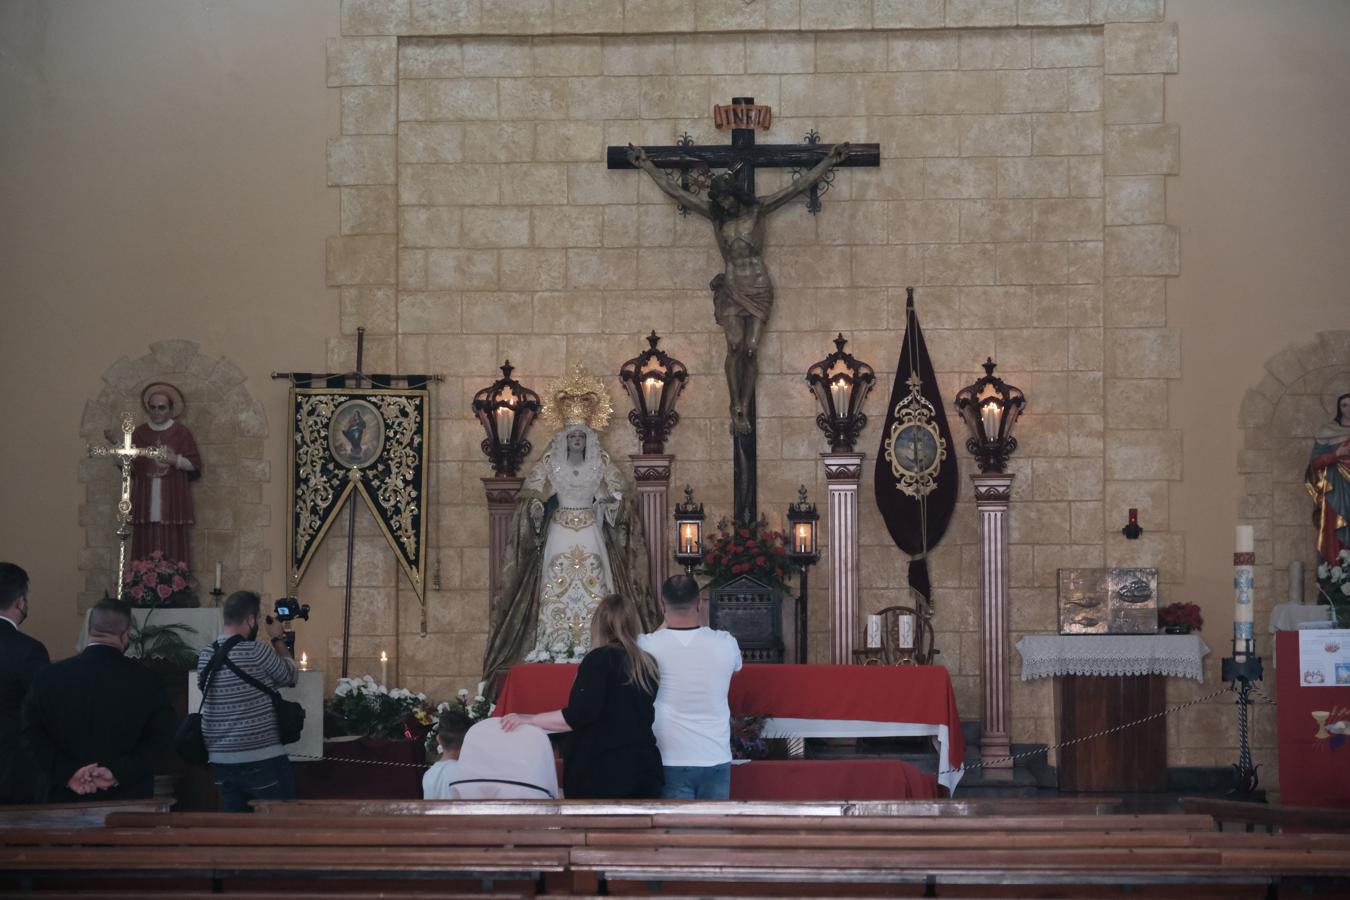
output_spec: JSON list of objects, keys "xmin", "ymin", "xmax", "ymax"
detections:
[{"xmin": 638, "ymin": 574, "xmax": 742, "ymax": 800}]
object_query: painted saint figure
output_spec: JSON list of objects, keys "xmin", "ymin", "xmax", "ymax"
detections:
[
  {"xmin": 105, "ymin": 385, "xmax": 202, "ymax": 567},
  {"xmin": 627, "ymin": 142, "xmax": 850, "ymax": 434},
  {"xmin": 1307, "ymin": 391, "xmax": 1350, "ymax": 565}
]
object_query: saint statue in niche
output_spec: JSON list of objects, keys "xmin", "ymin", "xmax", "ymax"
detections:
[
  {"xmin": 626, "ymin": 142, "xmax": 849, "ymax": 435},
  {"xmin": 1307, "ymin": 390, "xmax": 1350, "ymax": 566},
  {"xmin": 103, "ymin": 383, "xmax": 202, "ymax": 567},
  {"xmin": 482, "ymin": 369, "xmax": 656, "ymax": 692}
]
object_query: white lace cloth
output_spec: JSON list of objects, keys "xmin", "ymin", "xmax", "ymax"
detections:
[{"xmin": 1016, "ymin": 634, "xmax": 1210, "ymax": 682}]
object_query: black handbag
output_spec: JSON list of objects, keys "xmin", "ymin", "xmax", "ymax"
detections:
[
  {"xmin": 174, "ymin": 636, "xmax": 241, "ymax": 764},
  {"xmin": 223, "ymin": 654, "xmax": 307, "ymax": 746}
]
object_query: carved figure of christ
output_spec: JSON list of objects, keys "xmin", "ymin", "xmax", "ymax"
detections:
[{"xmin": 609, "ymin": 99, "xmax": 880, "ymax": 522}]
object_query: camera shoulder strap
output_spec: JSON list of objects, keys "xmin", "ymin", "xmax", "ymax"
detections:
[
  {"xmin": 195, "ymin": 634, "xmax": 244, "ymax": 710},
  {"xmin": 221, "ymin": 652, "xmax": 285, "ymax": 703}
]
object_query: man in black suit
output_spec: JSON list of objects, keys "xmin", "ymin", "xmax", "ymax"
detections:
[
  {"xmin": 22, "ymin": 599, "xmax": 173, "ymax": 802},
  {"xmin": 0, "ymin": 562, "xmax": 49, "ymax": 804}
]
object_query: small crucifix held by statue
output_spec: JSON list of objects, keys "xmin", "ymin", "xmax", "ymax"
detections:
[{"xmin": 610, "ymin": 98, "xmax": 880, "ymax": 521}]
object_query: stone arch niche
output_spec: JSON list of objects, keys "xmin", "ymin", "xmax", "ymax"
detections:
[
  {"xmin": 1237, "ymin": 330, "xmax": 1350, "ymax": 633},
  {"xmin": 77, "ymin": 340, "xmax": 270, "ymax": 609}
]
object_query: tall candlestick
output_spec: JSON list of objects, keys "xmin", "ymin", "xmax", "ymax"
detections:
[
  {"xmin": 1289, "ymin": 560, "xmax": 1304, "ymax": 604},
  {"xmin": 214, "ymin": 561, "xmax": 222, "ymax": 592},
  {"xmin": 379, "ymin": 650, "xmax": 389, "ymax": 686},
  {"xmin": 1234, "ymin": 526, "xmax": 1255, "ymax": 654}
]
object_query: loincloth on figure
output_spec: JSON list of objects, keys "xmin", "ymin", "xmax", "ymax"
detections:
[{"xmin": 710, "ymin": 273, "xmax": 773, "ymax": 325}]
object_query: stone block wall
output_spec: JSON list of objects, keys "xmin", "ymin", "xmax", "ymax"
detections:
[{"xmin": 324, "ymin": 0, "xmax": 1189, "ymax": 761}]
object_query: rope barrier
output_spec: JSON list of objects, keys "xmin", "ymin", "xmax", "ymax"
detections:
[
  {"xmin": 938, "ymin": 682, "xmax": 1239, "ymax": 777},
  {"xmin": 292, "ymin": 680, "xmax": 1271, "ymax": 778}
]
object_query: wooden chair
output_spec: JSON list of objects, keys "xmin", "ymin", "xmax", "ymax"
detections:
[{"xmin": 872, "ymin": 605, "xmax": 936, "ymax": 665}]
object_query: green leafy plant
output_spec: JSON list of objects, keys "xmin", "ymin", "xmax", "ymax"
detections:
[{"xmin": 129, "ymin": 613, "xmax": 198, "ymax": 676}]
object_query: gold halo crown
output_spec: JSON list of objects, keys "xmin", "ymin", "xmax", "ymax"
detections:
[{"xmin": 538, "ymin": 366, "xmax": 613, "ymax": 433}]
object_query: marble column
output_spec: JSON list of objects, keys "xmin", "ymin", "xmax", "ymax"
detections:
[
  {"xmin": 973, "ymin": 472, "xmax": 1015, "ymax": 777},
  {"xmin": 630, "ymin": 454, "xmax": 673, "ymax": 597},
  {"xmin": 823, "ymin": 452, "xmax": 864, "ymax": 664},
  {"xmin": 481, "ymin": 476, "xmax": 523, "ymax": 606}
]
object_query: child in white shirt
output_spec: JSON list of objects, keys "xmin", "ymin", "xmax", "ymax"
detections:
[{"xmin": 422, "ymin": 708, "xmax": 472, "ymax": 800}]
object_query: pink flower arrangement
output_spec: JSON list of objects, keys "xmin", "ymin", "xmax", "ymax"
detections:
[{"xmin": 122, "ymin": 551, "xmax": 195, "ymax": 608}]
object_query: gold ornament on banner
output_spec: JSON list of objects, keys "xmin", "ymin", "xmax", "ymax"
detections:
[{"xmin": 538, "ymin": 365, "xmax": 613, "ymax": 433}]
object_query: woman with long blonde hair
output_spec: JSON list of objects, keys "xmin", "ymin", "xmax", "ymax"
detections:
[{"xmin": 501, "ymin": 594, "xmax": 663, "ymax": 798}]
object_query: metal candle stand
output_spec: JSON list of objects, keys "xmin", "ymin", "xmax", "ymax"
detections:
[
  {"xmin": 1220, "ymin": 642, "xmax": 1264, "ymax": 798},
  {"xmin": 208, "ymin": 587, "xmax": 224, "ymax": 607}
]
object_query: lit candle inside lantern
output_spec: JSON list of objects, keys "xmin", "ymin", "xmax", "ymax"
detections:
[
  {"xmin": 494, "ymin": 405, "xmax": 515, "ymax": 442},
  {"xmin": 1234, "ymin": 526, "xmax": 1255, "ymax": 654},
  {"xmin": 641, "ymin": 376, "xmax": 662, "ymax": 412},
  {"xmin": 679, "ymin": 522, "xmax": 699, "ymax": 554},
  {"xmin": 830, "ymin": 377, "xmax": 849, "ymax": 416},
  {"xmin": 214, "ymin": 562, "xmax": 222, "ymax": 592},
  {"xmin": 299, "ymin": 652, "xmax": 308, "ymax": 671},
  {"xmin": 379, "ymin": 650, "xmax": 389, "ymax": 686},
  {"xmin": 794, "ymin": 523, "xmax": 811, "ymax": 555},
  {"xmin": 981, "ymin": 401, "xmax": 999, "ymax": 438}
]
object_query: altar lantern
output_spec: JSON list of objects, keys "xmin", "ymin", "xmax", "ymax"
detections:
[
  {"xmin": 786, "ymin": 485, "xmax": 820, "ymax": 565},
  {"xmin": 472, "ymin": 361, "xmax": 541, "ymax": 477},
  {"xmin": 619, "ymin": 331, "xmax": 688, "ymax": 454},
  {"xmin": 954, "ymin": 358, "xmax": 1026, "ymax": 474},
  {"xmin": 673, "ymin": 485, "xmax": 705, "ymax": 575},
  {"xmin": 806, "ymin": 334, "xmax": 876, "ymax": 452}
]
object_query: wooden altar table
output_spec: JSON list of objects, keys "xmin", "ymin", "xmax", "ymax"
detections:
[{"xmin": 496, "ymin": 663, "xmax": 965, "ymax": 794}]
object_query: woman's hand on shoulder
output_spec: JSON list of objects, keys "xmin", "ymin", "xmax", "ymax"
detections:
[{"xmin": 500, "ymin": 713, "xmax": 531, "ymax": 732}]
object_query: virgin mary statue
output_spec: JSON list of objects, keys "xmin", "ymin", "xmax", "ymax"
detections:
[{"xmin": 483, "ymin": 369, "xmax": 656, "ymax": 692}]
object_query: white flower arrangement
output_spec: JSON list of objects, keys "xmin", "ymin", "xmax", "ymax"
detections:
[
  {"xmin": 1316, "ymin": 549, "xmax": 1350, "ymax": 627},
  {"xmin": 524, "ymin": 643, "xmax": 587, "ymax": 664},
  {"xmin": 424, "ymin": 683, "xmax": 496, "ymax": 752},
  {"xmin": 326, "ymin": 675, "xmax": 431, "ymax": 740}
]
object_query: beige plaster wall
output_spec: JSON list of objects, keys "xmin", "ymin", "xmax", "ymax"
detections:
[{"xmin": 0, "ymin": 0, "xmax": 341, "ymax": 659}]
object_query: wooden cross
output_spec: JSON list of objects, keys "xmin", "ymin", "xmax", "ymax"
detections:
[
  {"xmin": 609, "ymin": 98, "xmax": 880, "ymax": 523},
  {"xmin": 88, "ymin": 412, "xmax": 169, "ymax": 598}
]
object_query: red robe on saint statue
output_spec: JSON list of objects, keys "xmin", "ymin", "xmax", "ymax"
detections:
[{"xmin": 129, "ymin": 420, "xmax": 202, "ymax": 567}]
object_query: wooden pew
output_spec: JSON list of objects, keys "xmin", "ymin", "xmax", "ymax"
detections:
[
  {"xmin": 1181, "ymin": 796, "xmax": 1350, "ymax": 833},
  {"xmin": 0, "ymin": 800, "xmax": 171, "ymax": 830}
]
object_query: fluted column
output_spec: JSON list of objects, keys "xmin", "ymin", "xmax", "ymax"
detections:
[
  {"xmin": 482, "ymin": 476, "xmax": 524, "ymax": 606},
  {"xmin": 629, "ymin": 454, "xmax": 673, "ymax": 596},
  {"xmin": 973, "ymin": 472, "xmax": 1014, "ymax": 776},
  {"xmin": 823, "ymin": 452, "xmax": 864, "ymax": 664}
]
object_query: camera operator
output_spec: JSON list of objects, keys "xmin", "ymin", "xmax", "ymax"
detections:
[{"xmin": 197, "ymin": 590, "xmax": 298, "ymax": 812}]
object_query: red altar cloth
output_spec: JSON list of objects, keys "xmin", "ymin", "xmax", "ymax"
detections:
[
  {"xmin": 731, "ymin": 759, "xmax": 936, "ymax": 800},
  {"xmin": 495, "ymin": 663, "xmax": 965, "ymax": 779},
  {"xmin": 1276, "ymin": 631, "xmax": 1350, "ymax": 808}
]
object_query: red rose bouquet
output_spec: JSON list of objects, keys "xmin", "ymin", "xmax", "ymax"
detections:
[
  {"xmin": 1157, "ymin": 602, "xmax": 1203, "ymax": 632},
  {"xmin": 122, "ymin": 550, "xmax": 195, "ymax": 608},
  {"xmin": 698, "ymin": 517, "xmax": 795, "ymax": 591}
]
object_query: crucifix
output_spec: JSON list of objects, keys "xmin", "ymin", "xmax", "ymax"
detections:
[
  {"xmin": 88, "ymin": 412, "xmax": 170, "ymax": 597},
  {"xmin": 609, "ymin": 97, "xmax": 880, "ymax": 523}
]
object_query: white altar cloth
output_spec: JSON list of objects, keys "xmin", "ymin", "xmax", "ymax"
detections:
[
  {"xmin": 1269, "ymin": 602, "xmax": 1334, "ymax": 633},
  {"xmin": 1016, "ymin": 633, "xmax": 1210, "ymax": 682}
]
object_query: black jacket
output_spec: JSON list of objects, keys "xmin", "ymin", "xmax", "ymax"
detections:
[
  {"xmin": 0, "ymin": 619, "xmax": 49, "ymax": 804},
  {"xmin": 22, "ymin": 644, "xmax": 174, "ymax": 803},
  {"xmin": 561, "ymin": 643, "xmax": 663, "ymax": 800}
]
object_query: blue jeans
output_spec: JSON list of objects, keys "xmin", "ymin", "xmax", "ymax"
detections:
[
  {"xmin": 212, "ymin": 755, "xmax": 294, "ymax": 812},
  {"xmin": 661, "ymin": 763, "xmax": 731, "ymax": 800}
]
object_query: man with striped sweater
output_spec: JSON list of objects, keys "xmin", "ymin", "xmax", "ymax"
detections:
[{"xmin": 197, "ymin": 590, "xmax": 298, "ymax": 812}]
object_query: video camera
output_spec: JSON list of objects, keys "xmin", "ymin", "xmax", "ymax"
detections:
[{"xmin": 274, "ymin": 597, "xmax": 311, "ymax": 623}]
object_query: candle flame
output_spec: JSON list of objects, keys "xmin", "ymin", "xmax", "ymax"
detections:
[{"xmin": 380, "ymin": 650, "xmax": 388, "ymax": 663}]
